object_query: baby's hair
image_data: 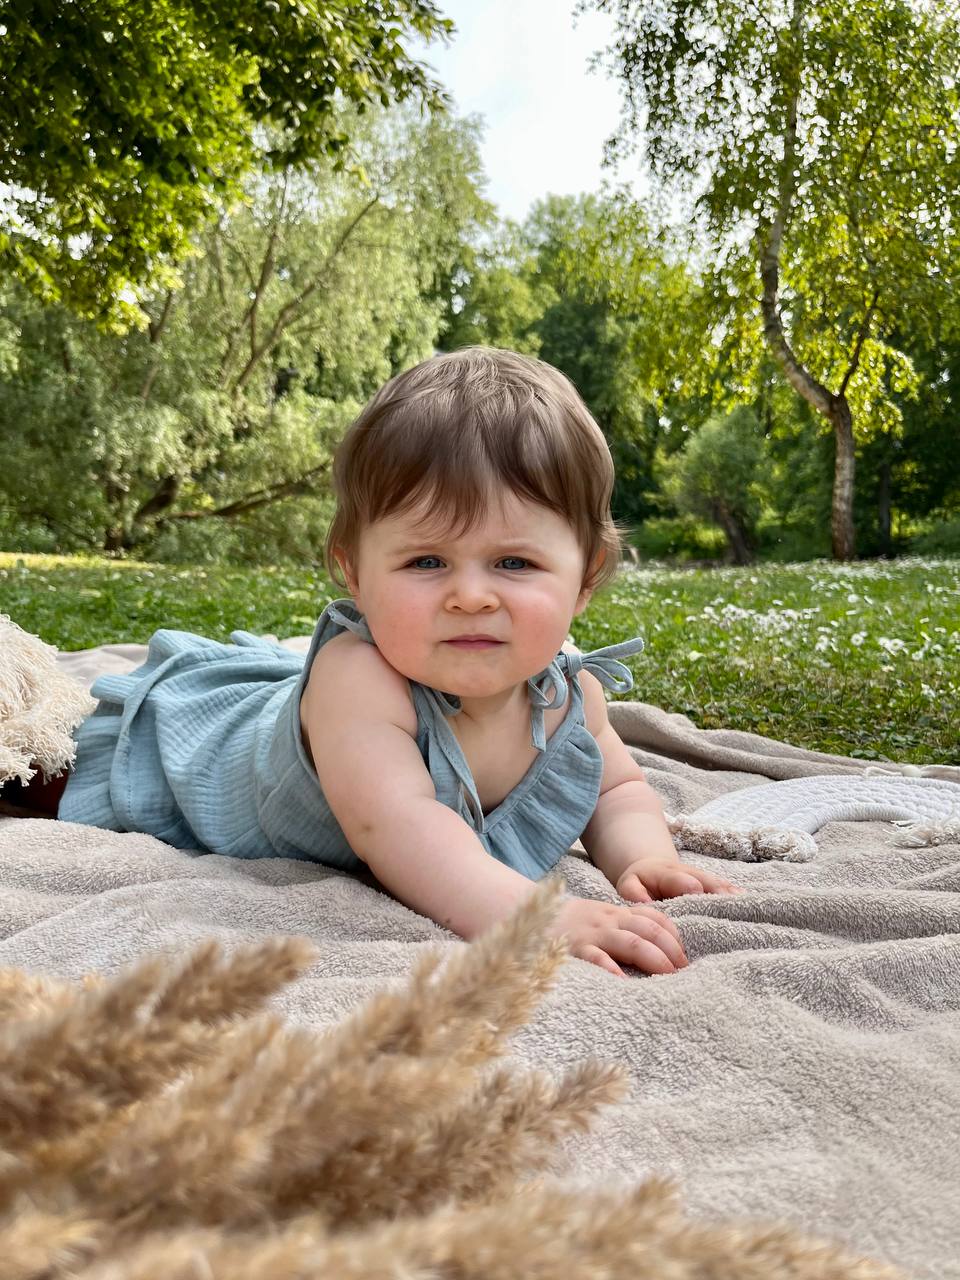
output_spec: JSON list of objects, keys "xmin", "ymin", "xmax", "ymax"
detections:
[{"xmin": 324, "ymin": 346, "xmax": 627, "ymax": 594}]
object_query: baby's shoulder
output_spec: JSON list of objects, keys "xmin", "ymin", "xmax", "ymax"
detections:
[{"xmin": 303, "ymin": 630, "xmax": 417, "ymax": 736}]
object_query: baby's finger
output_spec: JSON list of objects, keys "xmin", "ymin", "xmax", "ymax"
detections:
[
  {"xmin": 609, "ymin": 930, "xmax": 679, "ymax": 976},
  {"xmin": 623, "ymin": 916, "xmax": 687, "ymax": 970},
  {"xmin": 618, "ymin": 873, "xmax": 652, "ymax": 903},
  {"xmin": 687, "ymin": 868, "xmax": 743, "ymax": 895},
  {"xmin": 627, "ymin": 904, "xmax": 682, "ymax": 943},
  {"xmin": 663, "ymin": 869, "xmax": 706, "ymax": 896},
  {"xmin": 579, "ymin": 945, "xmax": 626, "ymax": 978},
  {"xmin": 705, "ymin": 877, "xmax": 743, "ymax": 894}
]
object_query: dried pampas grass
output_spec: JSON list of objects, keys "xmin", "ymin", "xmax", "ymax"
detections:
[{"xmin": 0, "ymin": 879, "xmax": 901, "ymax": 1279}]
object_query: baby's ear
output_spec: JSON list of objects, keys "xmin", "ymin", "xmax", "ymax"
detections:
[
  {"xmin": 575, "ymin": 552, "xmax": 604, "ymax": 612},
  {"xmin": 334, "ymin": 549, "xmax": 360, "ymax": 597}
]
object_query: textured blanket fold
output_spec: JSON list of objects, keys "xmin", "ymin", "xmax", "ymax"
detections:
[{"xmin": 0, "ymin": 636, "xmax": 956, "ymax": 1276}]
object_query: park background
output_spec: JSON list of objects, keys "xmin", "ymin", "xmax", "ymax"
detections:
[{"xmin": 1, "ymin": 0, "xmax": 958, "ymax": 761}]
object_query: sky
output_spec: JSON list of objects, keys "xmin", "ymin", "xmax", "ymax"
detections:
[{"xmin": 413, "ymin": 1, "xmax": 643, "ymax": 223}]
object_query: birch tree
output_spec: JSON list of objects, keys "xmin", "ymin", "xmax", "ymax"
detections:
[{"xmin": 581, "ymin": 0, "xmax": 960, "ymax": 558}]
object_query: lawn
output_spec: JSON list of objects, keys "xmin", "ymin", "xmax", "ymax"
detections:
[{"xmin": 2, "ymin": 552, "xmax": 957, "ymax": 765}]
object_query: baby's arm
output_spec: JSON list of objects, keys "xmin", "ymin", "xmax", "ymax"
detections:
[
  {"xmin": 578, "ymin": 671, "xmax": 741, "ymax": 902},
  {"xmin": 301, "ymin": 638, "xmax": 686, "ymax": 975}
]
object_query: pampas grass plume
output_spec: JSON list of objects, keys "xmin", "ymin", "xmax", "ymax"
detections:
[{"xmin": 0, "ymin": 879, "xmax": 904, "ymax": 1279}]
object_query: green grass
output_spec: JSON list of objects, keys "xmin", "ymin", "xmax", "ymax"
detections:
[{"xmin": 2, "ymin": 552, "xmax": 958, "ymax": 764}]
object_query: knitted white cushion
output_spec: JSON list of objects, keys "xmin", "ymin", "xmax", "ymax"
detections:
[
  {"xmin": 692, "ymin": 774, "xmax": 960, "ymax": 832},
  {"xmin": 669, "ymin": 774, "xmax": 960, "ymax": 863}
]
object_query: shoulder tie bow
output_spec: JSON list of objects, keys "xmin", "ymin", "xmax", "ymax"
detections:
[{"xmin": 526, "ymin": 634, "xmax": 645, "ymax": 751}]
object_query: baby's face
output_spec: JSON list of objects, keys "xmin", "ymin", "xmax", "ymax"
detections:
[{"xmin": 338, "ymin": 493, "xmax": 593, "ymax": 702}]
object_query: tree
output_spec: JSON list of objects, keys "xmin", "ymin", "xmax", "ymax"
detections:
[
  {"xmin": 581, "ymin": 0, "xmax": 960, "ymax": 558},
  {"xmin": 0, "ymin": 103, "xmax": 491, "ymax": 558},
  {"xmin": 439, "ymin": 218, "xmax": 553, "ymax": 356},
  {"xmin": 660, "ymin": 407, "xmax": 764, "ymax": 564},
  {"xmin": 0, "ymin": 0, "xmax": 454, "ymax": 327},
  {"xmin": 526, "ymin": 193, "xmax": 712, "ymax": 533}
]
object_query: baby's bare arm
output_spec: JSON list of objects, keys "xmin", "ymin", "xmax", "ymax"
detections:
[
  {"xmin": 302, "ymin": 639, "xmax": 687, "ymax": 972},
  {"xmin": 578, "ymin": 670, "xmax": 739, "ymax": 902},
  {"xmin": 302, "ymin": 637, "xmax": 534, "ymax": 938}
]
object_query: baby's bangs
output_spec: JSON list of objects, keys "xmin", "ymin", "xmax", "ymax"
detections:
[{"xmin": 372, "ymin": 392, "xmax": 577, "ymax": 538}]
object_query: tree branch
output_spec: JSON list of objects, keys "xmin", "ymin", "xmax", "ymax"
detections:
[
  {"xmin": 231, "ymin": 193, "xmax": 381, "ymax": 394},
  {"xmin": 133, "ymin": 473, "xmax": 181, "ymax": 523},
  {"xmin": 249, "ymin": 174, "xmax": 290, "ymax": 363},
  {"xmin": 837, "ymin": 287, "xmax": 880, "ymax": 398},
  {"xmin": 147, "ymin": 289, "xmax": 175, "ymax": 344},
  {"xmin": 217, "ymin": 226, "xmax": 267, "ymax": 384},
  {"xmin": 164, "ymin": 462, "xmax": 330, "ymax": 521},
  {"xmin": 211, "ymin": 220, "xmax": 229, "ymax": 307},
  {"xmin": 140, "ymin": 289, "xmax": 177, "ymax": 402},
  {"xmin": 757, "ymin": 3, "xmax": 835, "ymax": 418}
]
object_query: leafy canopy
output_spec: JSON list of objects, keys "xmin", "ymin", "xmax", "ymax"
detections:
[
  {"xmin": 582, "ymin": 0, "xmax": 960, "ymax": 439},
  {"xmin": 0, "ymin": 101, "xmax": 491, "ymax": 561},
  {"xmin": 0, "ymin": 0, "xmax": 453, "ymax": 327}
]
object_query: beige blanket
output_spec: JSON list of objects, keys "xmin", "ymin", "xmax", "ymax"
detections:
[{"xmin": 0, "ymin": 641, "xmax": 957, "ymax": 1276}]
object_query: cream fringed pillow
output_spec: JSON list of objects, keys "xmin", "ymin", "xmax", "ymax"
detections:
[
  {"xmin": 0, "ymin": 614, "xmax": 95, "ymax": 786},
  {"xmin": 0, "ymin": 880, "xmax": 901, "ymax": 1278}
]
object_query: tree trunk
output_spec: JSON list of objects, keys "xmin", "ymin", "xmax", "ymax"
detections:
[
  {"xmin": 713, "ymin": 502, "xmax": 754, "ymax": 565},
  {"xmin": 826, "ymin": 397, "xmax": 856, "ymax": 561},
  {"xmin": 756, "ymin": 14, "xmax": 872, "ymax": 564},
  {"xmin": 102, "ymin": 478, "xmax": 127, "ymax": 553},
  {"xmin": 877, "ymin": 453, "xmax": 892, "ymax": 557}
]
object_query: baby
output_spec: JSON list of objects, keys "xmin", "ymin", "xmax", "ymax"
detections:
[{"xmin": 61, "ymin": 347, "xmax": 737, "ymax": 976}]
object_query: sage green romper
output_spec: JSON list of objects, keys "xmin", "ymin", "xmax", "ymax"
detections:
[{"xmin": 61, "ymin": 598, "xmax": 645, "ymax": 881}]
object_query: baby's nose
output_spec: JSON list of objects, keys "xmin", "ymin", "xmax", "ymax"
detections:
[{"xmin": 446, "ymin": 571, "xmax": 498, "ymax": 610}]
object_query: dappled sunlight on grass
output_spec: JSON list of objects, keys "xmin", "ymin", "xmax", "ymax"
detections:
[
  {"xmin": 0, "ymin": 553, "xmax": 338, "ymax": 651},
  {"xmin": 576, "ymin": 557, "xmax": 960, "ymax": 765}
]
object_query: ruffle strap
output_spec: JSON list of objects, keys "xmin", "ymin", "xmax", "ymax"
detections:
[{"xmin": 526, "ymin": 661, "xmax": 568, "ymax": 752}]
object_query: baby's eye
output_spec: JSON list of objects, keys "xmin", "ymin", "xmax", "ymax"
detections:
[{"xmin": 406, "ymin": 556, "xmax": 533, "ymax": 571}]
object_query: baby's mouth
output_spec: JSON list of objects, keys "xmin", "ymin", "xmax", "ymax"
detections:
[{"xmin": 444, "ymin": 636, "xmax": 504, "ymax": 649}]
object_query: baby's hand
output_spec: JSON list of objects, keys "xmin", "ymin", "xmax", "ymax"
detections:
[
  {"xmin": 616, "ymin": 858, "xmax": 741, "ymax": 903},
  {"xmin": 551, "ymin": 896, "xmax": 688, "ymax": 978}
]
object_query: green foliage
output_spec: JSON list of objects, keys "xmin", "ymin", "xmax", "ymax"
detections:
[
  {"xmin": 0, "ymin": 0, "xmax": 454, "ymax": 326},
  {"xmin": 526, "ymin": 194, "xmax": 704, "ymax": 530},
  {"xmin": 660, "ymin": 407, "xmax": 765, "ymax": 562},
  {"xmin": 439, "ymin": 218, "xmax": 546, "ymax": 353},
  {"xmin": 630, "ymin": 517, "xmax": 727, "ymax": 563},
  {"xmin": 3, "ymin": 551, "xmax": 957, "ymax": 764},
  {"xmin": 910, "ymin": 519, "xmax": 960, "ymax": 558},
  {"xmin": 442, "ymin": 264, "xmax": 549, "ymax": 356},
  {"xmin": 0, "ymin": 101, "xmax": 491, "ymax": 558},
  {"xmin": 580, "ymin": 0, "xmax": 960, "ymax": 556}
]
